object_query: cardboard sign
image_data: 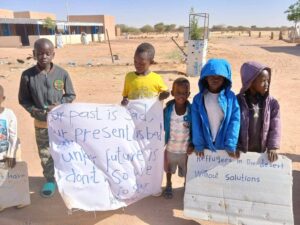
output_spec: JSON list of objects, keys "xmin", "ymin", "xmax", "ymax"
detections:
[
  {"xmin": 0, "ymin": 161, "xmax": 30, "ymax": 209},
  {"xmin": 184, "ymin": 150, "xmax": 294, "ymax": 225},
  {"xmin": 48, "ymin": 99, "xmax": 164, "ymax": 211}
]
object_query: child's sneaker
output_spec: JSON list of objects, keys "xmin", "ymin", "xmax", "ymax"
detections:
[{"xmin": 40, "ymin": 181, "xmax": 56, "ymax": 198}]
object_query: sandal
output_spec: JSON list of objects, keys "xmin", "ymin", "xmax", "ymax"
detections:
[
  {"xmin": 163, "ymin": 186, "xmax": 173, "ymax": 199},
  {"xmin": 40, "ymin": 182, "xmax": 56, "ymax": 198}
]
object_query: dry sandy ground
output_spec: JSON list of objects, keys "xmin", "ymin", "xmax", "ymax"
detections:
[{"xmin": 0, "ymin": 35, "xmax": 299, "ymax": 225}]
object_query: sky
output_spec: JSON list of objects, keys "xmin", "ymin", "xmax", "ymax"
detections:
[{"xmin": 0, "ymin": 0, "xmax": 296, "ymax": 27}]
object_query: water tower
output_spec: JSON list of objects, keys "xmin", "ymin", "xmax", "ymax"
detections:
[{"xmin": 186, "ymin": 13, "xmax": 209, "ymax": 76}]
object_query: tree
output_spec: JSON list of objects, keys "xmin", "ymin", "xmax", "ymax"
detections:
[
  {"xmin": 165, "ymin": 24, "xmax": 176, "ymax": 32},
  {"xmin": 189, "ymin": 7, "xmax": 203, "ymax": 40},
  {"xmin": 285, "ymin": 0, "xmax": 300, "ymax": 42},
  {"xmin": 227, "ymin": 26, "xmax": 235, "ymax": 31},
  {"xmin": 116, "ymin": 24, "xmax": 141, "ymax": 34},
  {"xmin": 43, "ymin": 17, "xmax": 56, "ymax": 31},
  {"xmin": 237, "ymin": 26, "xmax": 248, "ymax": 31},
  {"xmin": 117, "ymin": 24, "xmax": 129, "ymax": 33},
  {"xmin": 154, "ymin": 23, "xmax": 165, "ymax": 33},
  {"xmin": 127, "ymin": 27, "xmax": 141, "ymax": 34},
  {"xmin": 211, "ymin": 24, "xmax": 226, "ymax": 32},
  {"xmin": 176, "ymin": 26, "xmax": 184, "ymax": 32},
  {"xmin": 140, "ymin": 25, "xmax": 154, "ymax": 33}
]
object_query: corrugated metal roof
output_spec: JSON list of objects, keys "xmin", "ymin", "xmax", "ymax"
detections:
[
  {"xmin": 57, "ymin": 21, "xmax": 103, "ymax": 26},
  {"xmin": 0, "ymin": 18, "xmax": 43, "ymax": 24},
  {"xmin": 0, "ymin": 18, "xmax": 103, "ymax": 26}
]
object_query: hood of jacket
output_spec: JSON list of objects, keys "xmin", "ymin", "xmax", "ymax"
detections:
[
  {"xmin": 240, "ymin": 61, "xmax": 271, "ymax": 94},
  {"xmin": 199, "ymin": 58, "xmax": 232, "ymax": 93}
]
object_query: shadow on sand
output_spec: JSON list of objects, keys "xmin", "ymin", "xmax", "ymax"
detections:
[
  {"xmin": 284, "ymin": 153, "xmax": 300, "ymax": 163},
  {"xmin": 154, "ymin": 70, "xmax": 187, "ymax": 76},
  {"xmin": 0, "ymin": 177, "xmax": 200, "ymax": 225},
  {"xmin": 260, "ymin": 45, "xmax": 300, "ymax": 57}
]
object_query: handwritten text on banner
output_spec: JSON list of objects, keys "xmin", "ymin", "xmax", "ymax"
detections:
[
  {"xmin": 0, "ymin": 162, "xmax": 30, "ymax": 209},
  {"xmin": 184, "ymin": 150, "xmax": 294, "ymax": 225},
  {"xmin": 48, "ymin": 99, "xmax": 164, "ymax": 211}
]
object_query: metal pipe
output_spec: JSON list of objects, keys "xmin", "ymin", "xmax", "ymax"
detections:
[
  {"xmin": 106, "ymin": 28, "xmax": 114, "ymax": 63},
  {"xmin": 171, "ymin": 36, "xmax": 187, "ymax": 57}
]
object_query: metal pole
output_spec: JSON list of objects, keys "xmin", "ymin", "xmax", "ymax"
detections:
[
  {"xmin": 106, "ymin": 28, "xmax": 114, "ymax": 63},
  {"xmin": 171, "ymin": 36, "xmax": 187, "ymax": 57},
  {"xmin": 37, "ymin": 24, "xmax": 40, "ymax": 36},
  {"xmin": 66, "ymin": 0, "xmax": 71, "ymax": 44}
]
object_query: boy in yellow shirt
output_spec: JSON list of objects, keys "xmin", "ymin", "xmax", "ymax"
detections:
[{"xmin": 121, "ymin": 43, "xmax": 169, "ymax": 105}]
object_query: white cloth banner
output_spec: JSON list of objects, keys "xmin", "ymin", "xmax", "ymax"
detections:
[
  {"xmin": 184, "ymin": 150, "xmax": 294, "ymax": 225},
  {"xmin": 48, "ymin": 99, "xmax": 164, "ymax": 211}
]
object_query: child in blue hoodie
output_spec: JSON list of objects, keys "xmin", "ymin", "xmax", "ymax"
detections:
[{"xmin": 192, "ymin": 58, "xmax": 240, "ymax": 157}]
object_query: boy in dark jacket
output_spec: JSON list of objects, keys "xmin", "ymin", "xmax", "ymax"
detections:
[
  {"xmin": 163, "ymin": 77, "xmax": 193, "ymax": 199},
  {"xmin": 19, "ymin": 38, "xmax": 76, "ymax": 197},
  {"xmin": 237, "ymin": 61, "xmax": 280, "ymax": 162}
]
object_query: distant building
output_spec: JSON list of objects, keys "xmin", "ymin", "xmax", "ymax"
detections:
[
  {"xmin": 13, "ymin": 10, "xmax": 56, "ymax": 20},
  {"xmin": 0, "ymin": 8, "xmax": 116, "ymax": 47},
  {"xmin": 68, "ymin": 15, "xmax": 116, "ymax": 40}
]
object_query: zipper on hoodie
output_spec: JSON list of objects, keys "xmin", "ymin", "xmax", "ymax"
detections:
[
  {"xmin": 242, "ymin": 95, "xmax": 249, "ymax": 151},
  {"xmin": 214, "ymin": 91, "xmax": 226, "ymax": 149},
  {"xmin": 260, "ymin": 98, "xmax": 267, "ymax": 152},
  {"xmin": 43, "ymin": 72, "xmax": 48, "ymax": 109}
]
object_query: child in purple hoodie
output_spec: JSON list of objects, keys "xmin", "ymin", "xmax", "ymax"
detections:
[{"xmin": 237, "ymin": 61, "xmax": 281, "ymax": 162}]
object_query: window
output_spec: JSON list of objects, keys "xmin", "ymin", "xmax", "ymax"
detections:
[{"xmin": 1, "ymin": 24, "xmax": 10, "ymax": 36}]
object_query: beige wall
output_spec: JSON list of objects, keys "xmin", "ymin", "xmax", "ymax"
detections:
[
  {"xmin": 29, "ymin": 35, "xmax": 56, "ymax": 47},
  {"xmin": 92, "ymin": 33, "xmax": 105, "ymax": 42},
  {"xmin": 0, "ymin": 9, "xmax": 14, "ymax": 18},
  {"xmin": 68, "ymin": 15, "xmax": 103, "ymax": 23},
  {"xmin": 28, "ymin": 34, "xmax": 103, "ymax": 46},
  {"xmin": 0, "ymin": 36, "xmax": 22, "ymax": 47},
  {"xmin": 103, "ymin": 15, "xmax": 115, "ymax": 40},
  {"xmin": 68, "ymin": 15, "xmax": 116, "ymax": 40},
  {"xmin": 13, "ymin": 11, "xmax": 30, "ymax": 18},
  {"xmin": 14, "ymin": 11, "xmax": 56, "ymax": 20}
]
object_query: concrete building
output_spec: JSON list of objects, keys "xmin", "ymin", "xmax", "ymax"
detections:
[
  {"xmin": 0, "ymin": 9, "xmax": 58, "ymax": 46},
  {"xmin": 0, "ymin": 9, "xmax": 115, "ymax": 47},
  {"xmin": 13, "ymin": 11, "xmax": 56, "ymax": 20},
  {"xmin": 68, "ymin": 15, "xmax": 116, "ymax": 40},
  {"xmin": 0, "ymin": 9, "xmax": 14, "ymax": 18}
]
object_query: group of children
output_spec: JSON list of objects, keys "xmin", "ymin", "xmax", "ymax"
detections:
[
  {"xmin": 0, "ymin": 38, "xmax": 280, "ymax": 203},
  {"xmin": 163, "ymin": 57, "xmax": 280, "ymax": 199},
  {"xmin": 120, "ymin": 42, "xmax": 280, "ymax": 199}
]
